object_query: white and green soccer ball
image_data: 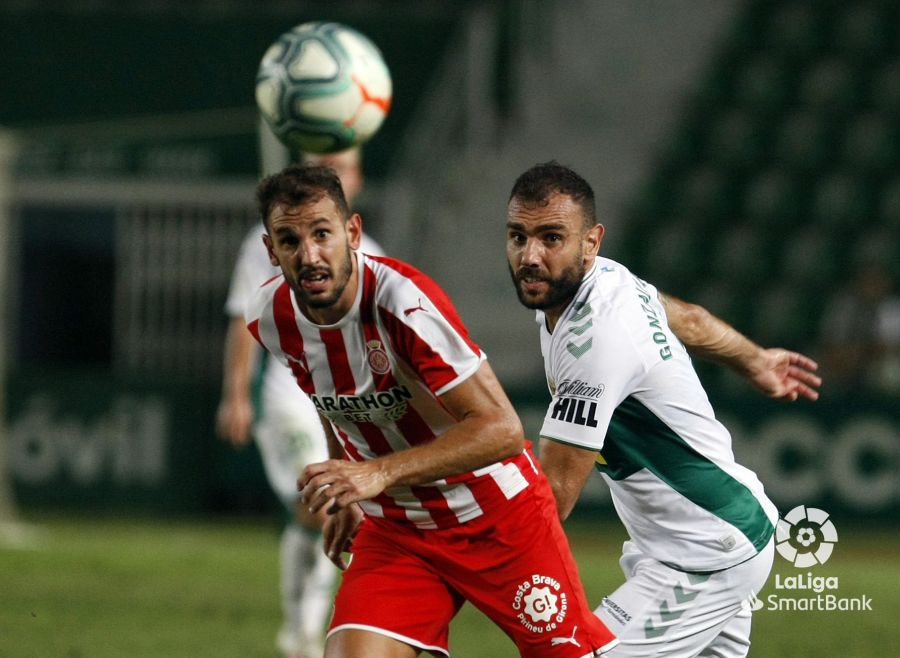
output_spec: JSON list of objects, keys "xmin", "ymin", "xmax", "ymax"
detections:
[{"xmin": 256, "ymin": 21, "xmax": 392, "ymax": 154}]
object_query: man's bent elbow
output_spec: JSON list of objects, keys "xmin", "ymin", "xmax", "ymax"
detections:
[
  {"xmin": 670, "ymin": 301, "xmax": 710, "ymax": 346},
  {"xmin": 494, "ymin": 413, "xmax": 526, "ymax": 459}
]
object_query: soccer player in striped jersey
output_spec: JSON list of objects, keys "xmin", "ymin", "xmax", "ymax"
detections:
[
  {"xmin": 505, "ymin": 161, "xmax": 821, "ymax": 658},
  {"xmin": 217, "ymin": 148, "xmax": 382, "ymax": 658},
  {"xmin": 245, "ymin": 164, "xmax": 619, "ymax": 658}
]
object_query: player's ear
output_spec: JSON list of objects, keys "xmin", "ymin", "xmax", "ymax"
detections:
[
  {"xmin": 583, "ymin": 223, "xmax": 604, "ymax": 258},
  {"xmin": 262, "ymin": 233, "xmax": 279, "ymax": 266},
  {"xmin": 346, "ymin": 212, "xmax": 362, "ymax": 250}
]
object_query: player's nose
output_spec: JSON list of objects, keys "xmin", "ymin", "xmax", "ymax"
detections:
[
  {"xmin": 520, "ymin": 238, "xmax": 543, "ymax": 266},
  {"xmin": 299, "ymin": 239, "xmax": 321, "ymax": 265}
]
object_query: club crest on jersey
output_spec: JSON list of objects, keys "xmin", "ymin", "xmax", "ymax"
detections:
[
  {"xmin": 366, "ymin": 340, "xmax": 391, "ymax": 374},
  {"xmin": 512, "ymin": 574, "xmax": 569, "ymax": 634}
]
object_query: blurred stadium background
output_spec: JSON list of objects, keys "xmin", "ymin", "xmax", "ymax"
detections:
[{"xmin": 1, "ymin": 1, "xmax": 898, "ymax": 656}]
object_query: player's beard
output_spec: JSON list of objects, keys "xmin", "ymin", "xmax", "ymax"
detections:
[
  {"xmin": 296, "ymin": 245, "xmax": 354, "ymax": 310},
  {"xmin": 508, "ymin": 260, "xmax": 585, "ymax": 311}
]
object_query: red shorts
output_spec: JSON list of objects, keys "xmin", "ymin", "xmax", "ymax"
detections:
[{"xmin": 328, "ymin": 472, "xmax": 617, "ymax": 657}]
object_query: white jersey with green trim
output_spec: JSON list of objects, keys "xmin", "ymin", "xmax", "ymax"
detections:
[{"xmin": 538, "ymin": 257, "xmax": 778, "ymax": 572}]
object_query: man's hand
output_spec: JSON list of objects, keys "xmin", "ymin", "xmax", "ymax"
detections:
[
  {"xmin": 299, "ymin": 459, "xmax": 390, "ymax": 514},
  {"xmin": 747, "ymin": 348, "xmax": 821, "ymax": 401},
  {"xmin": 322, "ymin": 503, "xmax": 364, "ymax": 570},
  {"xmin": 215, "ymin": 394, "xmax": 254, "ymax": 446}
]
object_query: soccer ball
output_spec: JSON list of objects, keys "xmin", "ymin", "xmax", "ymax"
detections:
[{"xmin": 255, "ymin": 21, "xmax": 392, "ymax": 154}]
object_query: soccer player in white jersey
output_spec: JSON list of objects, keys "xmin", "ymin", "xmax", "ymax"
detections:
[
  {"xmin": 216, "ymin": 148, "xmax": 382, "ymax": 658},
  {"xmin": 505, "ymin": 162, "xmax": 821, "ymax": 658},
  {"xmin": 245, "ymin": 164, "xmax": 619, "ymax": 658}
]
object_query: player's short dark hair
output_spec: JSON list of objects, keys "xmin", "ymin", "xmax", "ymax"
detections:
[
  {"xmin": 256, "ymin": 164, "xmax": 351, "ymax": 229},
  {"xmin": 508, "ymin": 161, "xmax": 597, "ymax": 229}
]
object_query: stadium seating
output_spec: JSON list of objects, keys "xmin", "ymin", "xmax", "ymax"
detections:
[{"xmin": 616, "ymin": 0, "xmax": 900, "ymax": 390}]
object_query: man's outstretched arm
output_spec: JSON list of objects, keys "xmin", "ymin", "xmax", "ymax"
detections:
[{"xmin": 660, "ymin": 292, "xmax": 821, "ymax": 401}]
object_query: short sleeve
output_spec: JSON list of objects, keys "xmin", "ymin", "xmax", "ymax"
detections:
[
  {"xmin": 540, "ymin": 309, "xmax": 646, "ymax": 451},
  {"xmin": 370, "ymin": 257, "xmax": 484, "ymax": 397}
]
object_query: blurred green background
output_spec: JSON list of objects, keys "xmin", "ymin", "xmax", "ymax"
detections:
[{"xmin": 1, "ymin": 1, "xmax": 898, "ymax": 656}]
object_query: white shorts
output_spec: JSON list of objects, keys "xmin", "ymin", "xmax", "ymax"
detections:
[
  {"xmin": 254, "ymin": 366, "xmax": 328, "ymax": 508},
  {"xmin": 596, "ymin": 538, "xmax": 774, "ymax": 658}
]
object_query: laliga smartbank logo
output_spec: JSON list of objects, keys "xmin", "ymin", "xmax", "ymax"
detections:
[
  {"xmin": 742, "ymin": 506, "xmax": 872, "ymax": 613},
  {"xmin": 775, "ymin": 504, "xmax": 838, "ymax": 567}
]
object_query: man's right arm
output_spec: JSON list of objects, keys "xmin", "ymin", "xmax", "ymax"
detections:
[
  {"xmin": 538, "ymin": 438, "xmax": 598, "ymax": 521},
  {"xmin": 215, "ymin": 315, "xmax": 257, "ymax": 445},
  {"xmin": 218, "ymin": 224, "xmax": 274, "ymax": 445},
  {"xmin": 659, "ymin": 292, "xmax": 821, "ymax": 401}
]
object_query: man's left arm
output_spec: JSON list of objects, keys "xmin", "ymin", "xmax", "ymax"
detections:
[
  {"xmin": 659, "ymin": 292, "xmax": 821, "ymax": 401},
  {"xmin": 299, "ymin": 360, "xmax": 524, "ymax": 513}
]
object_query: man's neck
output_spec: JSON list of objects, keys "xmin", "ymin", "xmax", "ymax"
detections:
[{"xmin": 544, "ymin": 302, "xmax": 570, "ymax": 334}]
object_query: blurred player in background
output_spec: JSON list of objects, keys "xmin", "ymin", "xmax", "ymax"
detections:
[
  {"xmin": 818, "ymin": 262, "xmax": 900, "ymax": 393},
  {"xmin": 216, "ymin": 147, "xmax": 383, "ymax": 658},
  {"xmin": 504, "ymin": 162, "xmax": 821, "ymax": 658},
  {"xmin": 246, "ymin": 164, "xmax": 619, "ymax": 658}
]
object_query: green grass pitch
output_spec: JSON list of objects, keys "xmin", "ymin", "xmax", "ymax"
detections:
[{"xmin": 1, "ymin": 512, "xmax": 897, "ymax": 657}]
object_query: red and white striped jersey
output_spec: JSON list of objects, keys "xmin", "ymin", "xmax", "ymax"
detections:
[{"xmin": 245, "ymin": 250, "xmax": 539, "ymax": 529}]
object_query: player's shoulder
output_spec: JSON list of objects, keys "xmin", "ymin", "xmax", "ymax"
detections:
[
  {"xmin": 242, "ymin": 221, "xmax": 266, "ymax": 238},
  {"xmin": 362, "ymin": 254, "xmax": 471, "ymax": 330},
  {"xmin": 244, "ymin": 272, "xmax": 285, "ymax": 321},
  {"xmin": 554, "ymin": 258, "xmax": 660, "ymax": 347},
  {"xmin": 593, "ymin": 256, "xmax": 639, "ymax": 288},
  {"xmin": 363, "ymin": 252, "xmax": 424, "ymax": 276},
  {"xmin": 567, "ymin": 258, "xmax": 637, "ymax": 317},
  {"xmin": 358, "ymin": 233, "xmax": 385, "ymax": 257},
  {"xmin": 588, "ymin": 258, "xmax": 661, "ymax": 308},
  {"xmin": 364, "ymin": 254, "xmax": 446, "ymax": 300},
  {"xmin": 237, "ymin": 222, "xmax": 267, "ymax": 251},
  {"xmin": 235, "ymin": 222, "xmax": 277, "ymax": 270},
  {"xmin": 587, "ymin": 259, "xmax": 677, "ymax": 365}
]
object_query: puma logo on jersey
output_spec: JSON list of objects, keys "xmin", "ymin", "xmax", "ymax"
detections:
[
  {"xmin": 286, "ymin": 353, "xmax": 309, "ymax": 374},
  {"xmin": 403, "ymin": 298, "xmax": 428, "ymax": 317},
  {"xmin": 550, "ymin": 625, "xmax": 581, "ymax": 647}
]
